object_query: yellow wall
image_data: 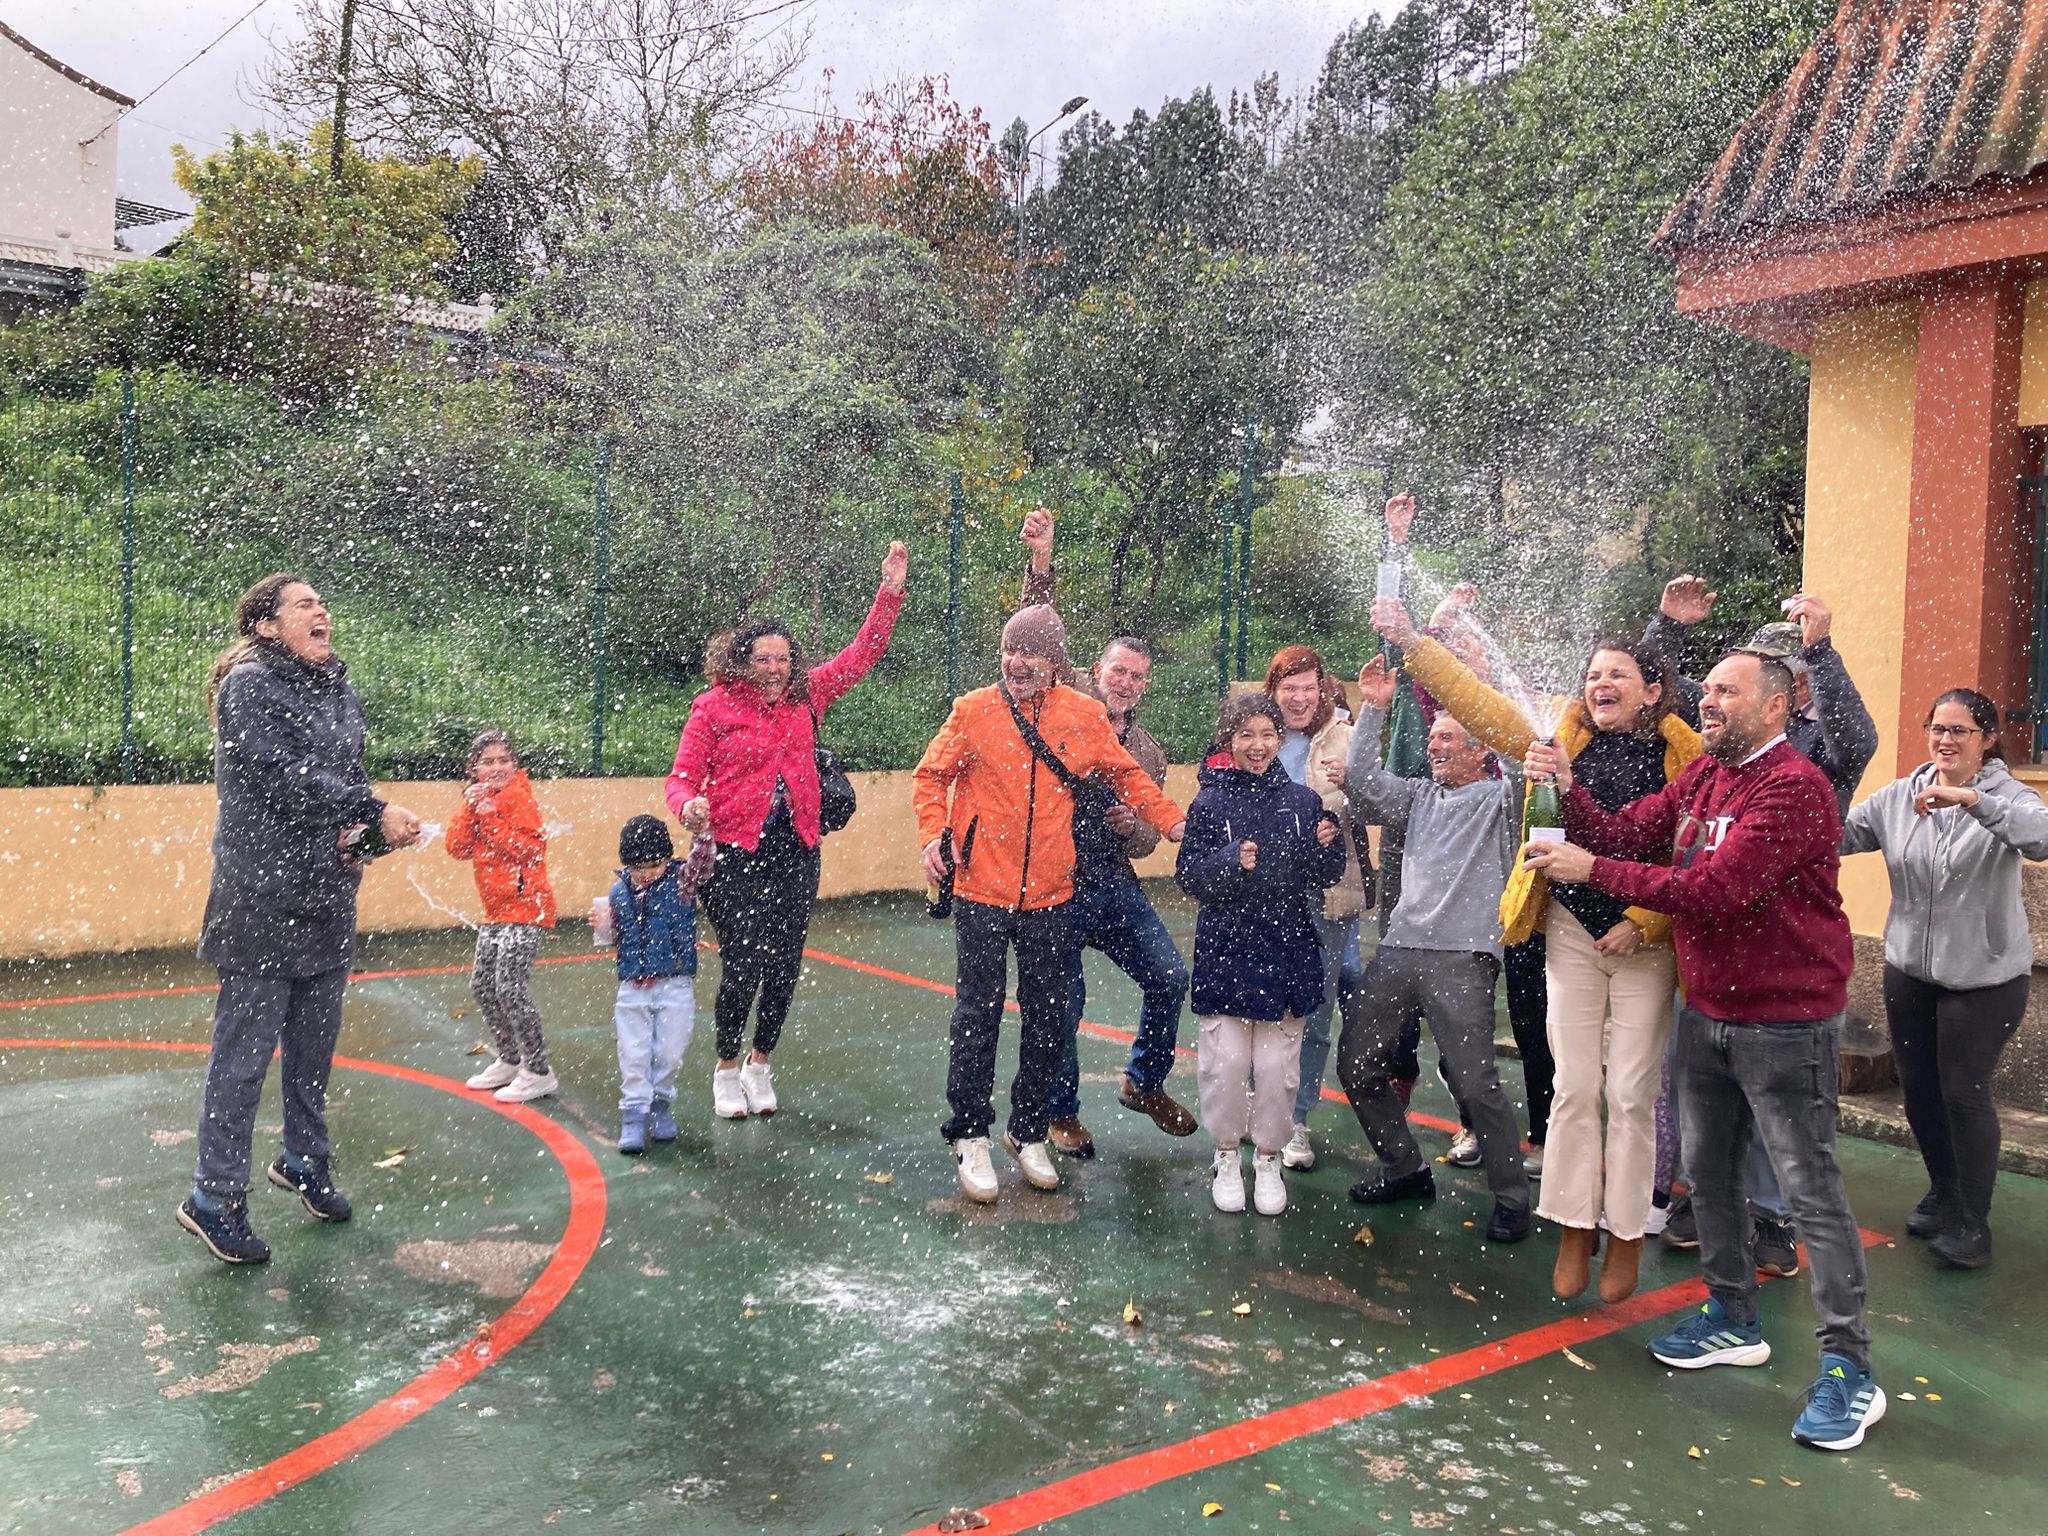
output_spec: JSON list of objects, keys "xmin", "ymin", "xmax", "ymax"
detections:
[
  {"xmin": 0, "ymin": 767, "xmax": 1202, "ymax": 961},
  {"xmin": 1803, "ymin": 302, "xmax": 1919, "ymax": 937},
  {"xmin": 2014, "ymin": 280, "xmax": 2048, "ymax": 426}
]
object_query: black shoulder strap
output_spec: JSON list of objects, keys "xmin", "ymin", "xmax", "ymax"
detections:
[{"xmin": 999, "ymin": 682, "xmax": 1087, "ymax": 791}]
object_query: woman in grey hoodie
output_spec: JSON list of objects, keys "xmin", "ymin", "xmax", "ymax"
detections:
[{"xmin": 1841, "ymin": 688, "xmax": 2048, "ymax": 1270}]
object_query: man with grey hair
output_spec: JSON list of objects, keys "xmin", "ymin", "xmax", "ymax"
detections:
[{"xmin": 1020, "ymin": 509, "xmax": 1197, "ymax": 1156}]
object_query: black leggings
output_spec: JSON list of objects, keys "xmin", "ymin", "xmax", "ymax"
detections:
[
  {"xmin": 1882, "ymin": 964, "xmax": 2029, "ymax": 1222},
  {"xmin": 701, "ymin": 816, "xmax": 822, "ymax": 1061},
  {"xmin": 1382, "ymin": 933, "xmax": 1551, "ymax": 1143}
]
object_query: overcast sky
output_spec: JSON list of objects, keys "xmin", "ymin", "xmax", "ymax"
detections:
[{"xmin": 4, "ymin": 0, "xmax": 1390, "ymax": 238}]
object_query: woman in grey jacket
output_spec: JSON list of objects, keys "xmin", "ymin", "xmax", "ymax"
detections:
[
  {"xmin": 177, "ymin": 575, "xmax": 422, "ymax": 1265},
  {"xmin": 1841, "ymin": 688, "xmax": 2048, "ymax": 1270}
]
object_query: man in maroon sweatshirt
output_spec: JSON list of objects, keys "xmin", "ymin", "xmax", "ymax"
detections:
[{"xmin": 1525, "ymin": 650, "xmax": 1882, "ymax": 1453}]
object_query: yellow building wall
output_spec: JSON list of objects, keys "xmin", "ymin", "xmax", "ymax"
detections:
[
  {"xmin": 0, "ymin": 767, "xmax": 1202, "ymax": 961},
  {"xmin": 1803, "ymin": 303, "xmax": 1919, "ymax": 938},
  {"xmin": 2014, "ymin": 280, "xmax": 2048, "ymax": 427}
]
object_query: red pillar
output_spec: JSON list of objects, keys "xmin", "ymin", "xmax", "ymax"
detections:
[{"xmin": 1900, "ymin": 270, "xmax": 2032, "ymax": 772}]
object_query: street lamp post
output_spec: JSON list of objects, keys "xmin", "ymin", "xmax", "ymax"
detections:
[{"xmin": 1015, "ymin": 95, "xmax": 1089, "ymax": 301}]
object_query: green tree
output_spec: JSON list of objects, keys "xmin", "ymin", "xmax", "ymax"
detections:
[{"xmin": 1009, "ymin": 239, "xmax": 1317, "ymax": 629}]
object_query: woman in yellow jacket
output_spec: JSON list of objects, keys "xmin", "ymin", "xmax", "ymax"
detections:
[{"xmin": 1373, "ymin": 599, "xmax": 1698, "ymax": 1304}]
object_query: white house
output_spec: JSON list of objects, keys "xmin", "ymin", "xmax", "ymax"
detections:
[{"xmin": 0, "ymin": 20, "xmax": 139, "ymax": 309}]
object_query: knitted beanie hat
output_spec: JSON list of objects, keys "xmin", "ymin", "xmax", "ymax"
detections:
[
  {"xmin": 619, "ymin": 814, "xmax": 674, "ymax": 866},
  {"xmin": 1001, "ymin": 604, "xmax": 1072, "ymax": 679}
]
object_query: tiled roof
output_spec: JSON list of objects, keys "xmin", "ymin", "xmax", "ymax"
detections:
[
  {"xmin": 1658, "ymin": 0, "xmax": 2048, "ymax": 252},
  {"xmin": 0, "ymin": 20, "xmax": 134, "ymax": 107}
]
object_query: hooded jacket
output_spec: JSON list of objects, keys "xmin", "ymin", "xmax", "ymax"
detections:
[
  {"xmin": 1176, "ymin": 762, "xmax": 1347, "ymax": 1019},
  {"xmin": 665, "ymin": 584, "xmax": 903, "ymax": 852},
  {"xmin": 1400, "ymin": 634, "xmax": 1700, "ymax": 946},
  {"xmin": 199, "ymin": 646, "xmax": 385, "ymax": 976},
  {"xmin": 1841, "ymin": 758, "xmax": 2048, "ymax": 989},
  {"xmin": 912, "ymin": 681, "xmax": 1183, "ymax": 912},
  {"xmin": 446, "ymin": 769, "xmax": 556, "ymax": 927}
]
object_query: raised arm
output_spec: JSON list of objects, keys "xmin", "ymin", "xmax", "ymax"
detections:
[
  {"xmin": 1803, "ymin": 639, "xmax": 1878, "ymax": 789},
  {"xmin": 1020, "ymin": 506, "xmax": 1056, "ymax": 608},
  {"xmin": 807, "ymin": 546, "xmax": 909, "ymax": 711},
  {"xmin": 1387, "ymin": 631, "xmax": 1540, "ymax": 760},
  {"xmin": 1343, "ymin": 700, "xmax": 1420, "ymax": 833}
]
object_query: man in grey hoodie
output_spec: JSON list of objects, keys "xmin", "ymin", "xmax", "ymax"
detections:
[{"xmin": 1336, "ymin": 654, "xmax": 1531, "ymax": 1244}]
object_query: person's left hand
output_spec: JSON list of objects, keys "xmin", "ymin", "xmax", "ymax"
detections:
[
  {"xmin": 1914, "ymin": 782, "xmax": 1981, "ymax": 815},
  {"xmin": 1356, "ymin": 654, "xmax": 1396, "ymax": 711},
  {"xmin": 1383, "ymin": 491, "xmax": 1417, "ymax": 544},
  {"xmin": 1315, "ymin": 814, "xmax": 1339, "ymax": 847},
  {"xmin": 880, "ymin": 540, "xmax": 909, "ymax": 594},
  {"xmin": 1370, "ymin": 597, "xmax": 1419, "ymax": 648},
  {"xmin": 382, "ymin": 804, "xmax": 424, "ymax": 849},
  {"xmin": 1523, "ymin": 840, "xmax": 1595, "ymax": 883},
  {"xmin": 1104, "ymin": 802, "xmax": 1139, "ymax": 836},
  {"xmin": 463, "ymin": 782, "xmax": 491, "ymax": 809},
  {"xmin": 1593, "ymin": 919, "xmax": 1641, "ymax": 958},
  {"xmin": 1166, "ymin": 819, "xmax": 1187, "ymax": 843},
  {"xmin": 1785, "ymin": 592, "xmax": 1831, "ymax": 647}
]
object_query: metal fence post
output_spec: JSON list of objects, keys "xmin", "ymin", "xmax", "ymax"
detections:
[
  {"xmin": 1216, "ymin": 495, "xmax": 1236, "ymax": 698},
  {"xmin": 947, "ymin": 473, "xmax": 964, "ymax": 698},
  {"xmin": 119, "ymin": 374, "xmax": 137, "ymax": 784},
  {"xmin": 1233, "ymin": 413, "xmax": 1256, "ymax": 681},
  {"xmin": 591, "ymin": 434, "xmax": 611, "ymax": 776}
]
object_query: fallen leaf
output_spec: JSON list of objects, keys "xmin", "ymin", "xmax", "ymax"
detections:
[
  {"xmin": 450, "ymin": 1008, "xmax": 466, "ymax": 1020},
  {"xmin": 1925, "ymin": 1393, "xmax": 1942, "ymax": 1402},
  {"xmin": 1687, "ymin": 1447, "xmax": 1702, "ymax": 1460},
  {"xmin": 864, "ymin": 1172, "xmax": 894, "ymax": 1185},
  {"xmin": 1164, "ymin": 1402, "xmax": 1175, "ymax": 1414},
  {"xmin": 372, "ymin": 1153, "xmax": 407, "ymax": 1170},
  {"xmin": 1123, "ymin": 1299, "xmax": 1143, "ymax": 1328},
  {"xmin": 1898, "ymin": 1392, "xmax": 1916, "ymax": 1401},
  {"xmin": 1449, "ymin": 1284, "xmax": 1477, "ymax": 1304},
  {"xmin": 1715, "ymin": 1434, "xmax": 1732, "ymax": 1441},
  {"xmin": 1781, "ymin": 1477, "xmax": 1801, "ymax": 1487},
  {"xmin": 1265, "ymin": 1483, "xmax": 1283, "ymax": 1492},
  {"xmin": 1353, "ymin": 1224, "xmax": 1374, "ymax": 1247},
  {"xmin": 742, "ymin": 1308, "xmax": 756, "ymax": 1319},
  {"xmin": 1914, "ymin": 1375, "xmax": 1929, "ymax": 1384},
  {"xmin": 1196, "ymin": 1309, "xmax": 1214, "ymax": 1318},
  {"xmin": 821, "ymin": 1452, "xmax": 833, "ymax": 1462},
  {"xmin": 464, "ymin": 1038, "xmax": 487, "ymax": 1053},
  {"xmin": 1749, "ymin": 1478, "xmax": 1767, "ymax": 1486},
  {"xmin": 1203, "ymin": 1502, "xmax": 1224, "ymax": 1517},
  {"xmin": 1561, "ymin": 1347, "xmax": 1596, "ymax": 1371},
  {"xmin": 1231, "ymin": 1302, "xmax": 1252, "ymax": 1317},
  {"xmin": 938, "ymin": 1510, "xmax": 990, "ymax": 1533},
  {"xmin": 381, "ymin": 1145, "xmax": 410, "ymax": 1158}
]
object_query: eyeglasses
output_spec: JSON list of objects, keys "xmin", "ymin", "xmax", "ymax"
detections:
[{"xmin": 1926, "ymin": 724, "xmax": 1983, "ymax": 740}]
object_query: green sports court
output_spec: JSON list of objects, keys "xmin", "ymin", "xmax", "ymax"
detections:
[{"xmin": 2, "ymin": 887, "xmax": 2041, "ymax": 1535}]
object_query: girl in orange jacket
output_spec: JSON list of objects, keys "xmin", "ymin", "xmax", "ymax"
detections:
[{"xmin": 447, "ymin": 732, "xmax": 559, "ymax": 1103}]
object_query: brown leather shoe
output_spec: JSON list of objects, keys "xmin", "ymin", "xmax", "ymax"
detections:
[
  {"xmin": 1553, "ymin": 1224, "xmax": 1598, "ymax": 1299},
  {"xmin": 1047, "ymin": 1115, "xmax": 1096, "ymax": 1159},
  {"xmin": 1599, "ymin": 1235, "xmax": 1644, "ymax": 1303},
  {"xmin": 1117, "ymin": 1075, "xmax": 1197, "ymax": 1137}
]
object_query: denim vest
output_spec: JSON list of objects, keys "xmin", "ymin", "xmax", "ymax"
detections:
[{"xmin": 610, "ymin": 865, "xmax": 699, "ymax": 982}]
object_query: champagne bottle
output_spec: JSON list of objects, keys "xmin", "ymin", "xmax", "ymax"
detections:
[
  {"xmin": 925, "ymin": 831, "xmax": 956, "ymax": 920},
  {"xmin": 1524, "ymin": 745, "xmax": 1565, "ymax": 847}
]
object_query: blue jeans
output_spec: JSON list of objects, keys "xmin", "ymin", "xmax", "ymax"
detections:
[
  {"xmin": 614, "ymin": 976, "xmax": 697, "ymax": 1112},
  {"xmin": 1048, "ymin": 873, "xmax": 1189, "ymax": 1118},
  {"xmin": 1674, "ymin": 1004, "xmax": 1870, "ymax": 1369},
  {"xmin": 1292, "ymin": 913, "xmax": 1360, "ymax": 1125}
]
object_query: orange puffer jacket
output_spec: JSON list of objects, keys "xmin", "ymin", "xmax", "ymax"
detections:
[
  {"xmin": 446, "ymin": 770, "xmax": 557, "ymax": 926},
  {"xmin": 913, "ymin": 683, "xmax": 1184, "ymax": 912}
]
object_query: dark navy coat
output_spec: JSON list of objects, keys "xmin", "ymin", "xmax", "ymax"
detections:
[
  {"xmin": 1175, "ymin": 763, "xmax": 1347, "ymax": 1020},
  {"xmin": 199, "ymin": 647, "xmax": 384, "ymax": 977}
]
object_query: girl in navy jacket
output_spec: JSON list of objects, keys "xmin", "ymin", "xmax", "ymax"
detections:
[{"xmin": 1177, "ymin": 693, "xmax": 1347, "ymax": 1215}]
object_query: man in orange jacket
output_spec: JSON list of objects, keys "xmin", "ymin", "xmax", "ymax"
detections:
[{"xmin": 914, "ymin": 605, "xmax": 1187, "ymax": 1203}]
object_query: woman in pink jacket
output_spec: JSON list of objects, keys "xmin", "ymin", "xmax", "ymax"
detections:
[{"xmin": 667, "ymin": 542, "xmax": 908, "ymax": 1119}]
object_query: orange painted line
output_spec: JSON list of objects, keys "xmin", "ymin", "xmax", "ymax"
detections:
[
  {"xmin": 0, "ymin": 1037, "xmax": 608, "ymax": 1536},
  {"xmin": 800, "ymin": 946, "xmax": 1465, "ymax": 1138},
  {"xmin": 902, "ymin": 1228, "xmax": 1892, "ymax": 1536},
  {"xmin": 0, "ymin": 951, "xmax": 618, "ymax": 1013}
]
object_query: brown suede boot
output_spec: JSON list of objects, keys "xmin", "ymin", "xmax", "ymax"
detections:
[
  {"xmin": 1117, "ymin": 1075, "xmax": 1197, "ymax": 1137},
  {"xmin": 1599, "ymin": 1236, "xmax": 1644, "ymax": 1303},
  {"xmin": 1047, "ymin": 1115, "xmax": 1096, "ymax": 1160},
  {"xmin": 1552, "ymin": 1225, "xmax": 1598, "ymax": 1299}
]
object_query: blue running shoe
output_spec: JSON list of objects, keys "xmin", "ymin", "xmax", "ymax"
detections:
[
  {"xmin": 1793, "ymin": 1354, "xmax": 1885, "ymax": 1450},
  {"xmin": 1648, "ymin": 1298, "xmax": 1772, "ymax": 1369},
  {"xmin": 648, "ymin": 1098, "xmax": 679, "ymax": 1143},
  {"xmin": 618, "ymin": 1109, "xmax": 647, "ymax": 1155}
]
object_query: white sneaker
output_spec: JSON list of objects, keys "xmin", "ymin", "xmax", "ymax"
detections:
[
  {"xmin": 1210, "ymin": 1148, "xmax": 1246, "ymax": 1213},
  {"xmin": 1644, "ymin": 1200, "xmax": 1671, "ymax": 1237},
  {"xmin": 1447, "ymin": 1128, "xmax": 1482, "ymax": 1167},
  {"xmin": 1281, "ymin": 1123, "xmax": 1315, "ymax": 1170},
  {"xmin": 1003, "ymin": 1133, "xmax": 1060, "ymax": 1191},
  {"xmin": 712, "ymin": 1067, "xmax": 748, "ymax": 1119},
  {"xmin": 739, "ymin": 1059, "xmax": 778, "ymax": 1117},
  {"xmin": 465, "ymin": 1057, "xmax": 521, "ymax": 1091},
  {"xmin": 493, "ymin": 1067, "xmax": 558, "ymax": 1103},
  {"xmin": 1523, "ymin": 1144, "xmax": 1545, "ymax": 1180},
  {"xmin": 1252, "ymin": 1151, "xmax": 1288, "ymax": 1216},
  {"xmin": 954, "ymin": 1137, "xmax": 998, "ymax": 1203}
]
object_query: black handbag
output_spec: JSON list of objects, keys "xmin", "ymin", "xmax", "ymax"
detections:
[{"xmin": 811, "ymin": 701, "xmax": 856, "ymax": 834}]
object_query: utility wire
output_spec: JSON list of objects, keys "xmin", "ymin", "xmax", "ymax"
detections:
[{"xmin": 86, "ymin": 0, "xmax": 277, "ymax": 144}]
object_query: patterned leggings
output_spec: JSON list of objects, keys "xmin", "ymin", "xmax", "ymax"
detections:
[{"xmin": 472, "ymin": 923, "xmax": 549, "ymax": 1075}]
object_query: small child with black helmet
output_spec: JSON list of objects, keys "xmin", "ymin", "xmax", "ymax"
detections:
[{"xmin": 594, "ymin": 814, "xmax": 714, "ymax": 1153}]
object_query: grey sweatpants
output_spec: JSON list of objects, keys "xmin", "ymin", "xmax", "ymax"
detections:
[
  {"xmin": 473, "ymin": 923, "xmax": 549, "ymax": 1075},
  {"xmin": 193, "ymin": 967, "xmax": 349, "ymax": 1198},
  {"xmin": 1336, "ymin": 945, "xmax": 1530, "ymax": 1211}
]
